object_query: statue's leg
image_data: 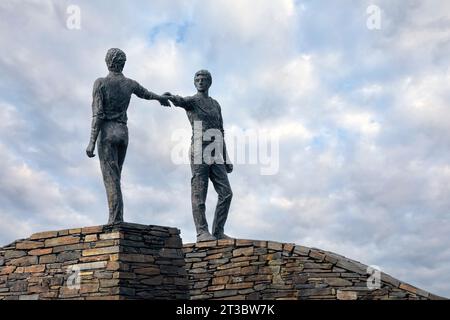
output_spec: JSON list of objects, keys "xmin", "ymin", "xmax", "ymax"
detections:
[
  {"xmin": 98, "ymin": 122, "xmax": 126, "ymax": 224},
  {"xmin": 117, "ymin": 125, "xmax": 129, "ymax": 174},
  {"xmin": 190, "ymin": 162, "xmax": 210, "ymax": 237},
  {"xmin": 114, "ymin": 126, "xmax": 128, "ymax": 223},
  {"xmin": 210, "ymin": 164, "xmax": 233, "ymax": 239}
]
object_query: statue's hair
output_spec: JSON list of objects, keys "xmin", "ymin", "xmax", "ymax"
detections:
[
  {"xmin": 105, "ymin": 48, "xmax": 127, "ymax": 72},
  {"xmin": 195, "ymin": 69, "xmax": 212, "ymax": 83}
]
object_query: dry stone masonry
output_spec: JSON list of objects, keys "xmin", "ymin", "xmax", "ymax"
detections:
[
  {"xmin": 183, "ymin": 239, "xmax": 444, "ymax": 300},
  {"xmin": 0, "ymin": 225, "xmax": 445, "ymax": 300},
  {"xmin": 0, "ymin": 223, "xmax": 188, "ymax": 300}
]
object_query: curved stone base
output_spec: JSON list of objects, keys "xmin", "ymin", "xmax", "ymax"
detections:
[
  {"xmin": 183, "ymin": 239, "xmax": 445, "ymax": 300},
  {"xmin": 1, "ymin": 227, "xmax": 445, "ymax": 300}
]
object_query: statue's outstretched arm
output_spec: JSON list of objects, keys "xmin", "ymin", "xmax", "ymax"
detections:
[
  {"xmin": 163, "ymin": 93, "xmax": 193, "ymax": 110},
  {"xmin": 133, "ymin": 82, "xmax": 170, "ymax": 107}
]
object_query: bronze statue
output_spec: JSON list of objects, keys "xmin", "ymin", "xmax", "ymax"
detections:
[
  {"xmin": 164, "ymin": 70, "xmax": 233, "ymax": 242},
  {"xmin": 86, "ymin": 48, "xmax": 170, "ymax": 224}
]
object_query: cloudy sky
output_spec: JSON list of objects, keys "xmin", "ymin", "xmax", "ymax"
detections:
[{"xmin": 1, "ymin": 0, "xmax": 450, "ymax": 297}]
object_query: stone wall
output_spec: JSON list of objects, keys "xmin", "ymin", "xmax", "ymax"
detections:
[
  {"xmin": 183, "ymin": 239, "xmax": 444, "ymax": 300},
  {"xmin": 1, "ymin": 226, "xmax": 445, "ymax": 300},
  {"xmin": 0, "ymin": 223, "xmax": 188, "ymax": 300}
]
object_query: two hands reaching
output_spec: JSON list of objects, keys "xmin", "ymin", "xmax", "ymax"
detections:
[
  {"xmin": 87, "ymin": 91, "xmax": 234, "ymax": 173},
  {"xmin": 158, "ymin": 92, "xmax": 175, "ymax": 107}
]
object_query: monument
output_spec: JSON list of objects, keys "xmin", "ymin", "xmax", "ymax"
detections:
[{"xmin": 0, "ymin": 53, "xmax": 445, "ymax": 301}]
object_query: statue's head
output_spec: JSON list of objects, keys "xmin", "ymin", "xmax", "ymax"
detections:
[
  {"xmin": 194, "ymin": 69, "xmax": 212, "ymax": 92},
  {"xmin": 105, "ymin": 48, "xmax": 127, "ymax": 72}
]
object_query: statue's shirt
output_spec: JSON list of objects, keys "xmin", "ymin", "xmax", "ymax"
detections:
[
  {"xmin": 174, "ymin": 94, "xmax": 225, "ymax": 146},
  {"xmin": 92, "ymin": 72, "xmax": 157, "ymax": 124}
]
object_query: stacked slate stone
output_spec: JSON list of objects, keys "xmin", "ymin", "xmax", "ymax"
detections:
[
  {"xmin": 0, "ymin": 223, "xmax": 188, "ymax": 300},
  {"xmin": 183, "ymin": 239, "xmax": 443, "ymax": 300},
  {"xmin": 113, "ymin": 223, "xmax": 188, "ymax": 299}
]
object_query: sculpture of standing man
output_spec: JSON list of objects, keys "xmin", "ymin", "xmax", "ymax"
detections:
[
  {"xmin": 86, "ymin": 48, "xmax": 170, "ymax": 224},
  {"xmin": 164, "ymin": 70, "xmax": 234, "ymax": 242}
]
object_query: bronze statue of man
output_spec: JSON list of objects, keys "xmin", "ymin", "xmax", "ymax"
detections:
[
  {"xmin": 165, "ymin": 70, "xmax": 233, "ymax": 242},
  {"xmin": 86, "ymin": 48, "xmax": 170, "ymax": 224}
]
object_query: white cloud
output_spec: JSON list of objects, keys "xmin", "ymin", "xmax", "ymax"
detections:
[
  {"xmin": 0, "ymin": 143, "xmax": 95, "ymax": 230},
  {"xmin": 395, "ymin": 74, "xmax": 450, "ymax": 133},
  {"xmin": 338, "ymin": 111, "xmax": 381, "ymax": 136},
  {"xmin": 0, "ymin": 102, "xmax": 25, "ymax": 136}
]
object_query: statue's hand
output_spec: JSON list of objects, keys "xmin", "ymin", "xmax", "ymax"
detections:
[
  {"xmin": 86, "ymin": 142, "xmax": 96, "ymax": 158},
  {"xmin": 162, "ymin": 92, "xmax": 180, "ymax": 103},
  {"xmin": 159, "ymin": 97, "xmax": 171, "ymax": 107},
  {"xmin": 225, "ymin": 163, "xmax": 233, "ymax": 174},
  {"xmin": 159, "ymin": 92, "xmax": 172, "ymax": 107}
]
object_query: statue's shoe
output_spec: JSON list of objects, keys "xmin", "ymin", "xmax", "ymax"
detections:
[
  {"xmin": 197, "ymin": 232, "xmax": 216, "ymax": 242},
  {"xmin": 215, "ymin": 233, "xmax": 233, "ymax": 240}
]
